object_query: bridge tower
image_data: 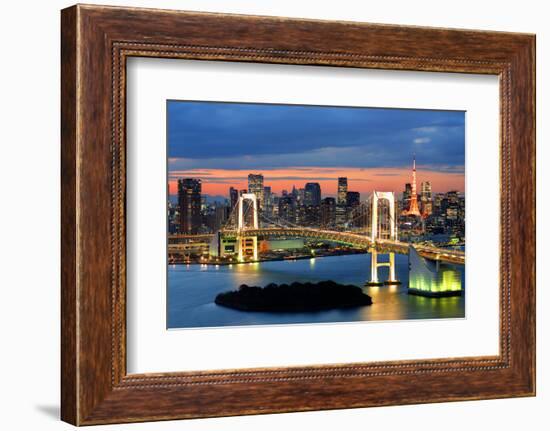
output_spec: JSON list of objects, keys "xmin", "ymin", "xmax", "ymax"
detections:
[
  {"xmin": 367, "ymin": 191, "xmax": 400, "ymax": 286},
  {"xmin": 237, "ymin": 193, "xmax": 259, "ymax": 262}
]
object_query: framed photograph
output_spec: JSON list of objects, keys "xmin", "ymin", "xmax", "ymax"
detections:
[{"xmin": 61, "ymin": 4, "xmax": 535, "ymax": 425}]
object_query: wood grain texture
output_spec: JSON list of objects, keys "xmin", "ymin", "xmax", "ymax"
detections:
[{"xmin": 60, "ymin": 4, "xmax": 536, "ymax": 425}]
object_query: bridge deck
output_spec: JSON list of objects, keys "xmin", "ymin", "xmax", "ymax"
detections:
[{"xmin": 168, "ymin": 228, "xmax": 465, "ymax": 265}]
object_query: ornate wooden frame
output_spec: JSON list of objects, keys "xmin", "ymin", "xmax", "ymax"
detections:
[{"xmin": 61, "ymin": 4, "xmax": 535, "ymax": 425}]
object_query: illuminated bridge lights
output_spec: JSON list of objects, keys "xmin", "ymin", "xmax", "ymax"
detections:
[{"xmin": 212, "ymin": 228, "xmax": 464, "ymax": 265}]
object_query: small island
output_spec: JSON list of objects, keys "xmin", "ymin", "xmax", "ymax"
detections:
[{"xmin": 214, "ymin": 280, "xmax": 373, "ymax": 312}]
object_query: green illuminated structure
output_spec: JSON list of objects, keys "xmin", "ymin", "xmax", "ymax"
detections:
[{"xmin": 408, "ymin": 245, "xmax": 463, "ymax": 297}]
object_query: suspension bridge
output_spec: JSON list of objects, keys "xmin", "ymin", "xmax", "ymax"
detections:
[{"xmin": 171, "ymin": 191, "xmax": 465, "ymax": 288}]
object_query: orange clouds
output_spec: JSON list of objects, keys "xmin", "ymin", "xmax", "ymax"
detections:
[{"xmin": 168, "ymin": 166, "xmax": 464, "ymax": 197}]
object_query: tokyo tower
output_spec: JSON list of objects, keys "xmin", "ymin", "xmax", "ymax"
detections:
[{"xmin": 402, "ymin": 155, "xmax": 421, "ymax": 217}]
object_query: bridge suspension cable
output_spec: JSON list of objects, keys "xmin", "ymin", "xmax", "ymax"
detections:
[{"xmin": 221, "ymin": 191, "xmax": 399, "ymax": 244}]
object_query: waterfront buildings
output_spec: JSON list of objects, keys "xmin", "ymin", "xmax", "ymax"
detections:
[{"xmin": 178, "ymin": 178, "xmax": 202, "ymax": 234}]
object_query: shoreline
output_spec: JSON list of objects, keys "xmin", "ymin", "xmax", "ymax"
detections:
[{"xmin": 169, "ymin": 250, "xmax": 370, "ymax": 266}]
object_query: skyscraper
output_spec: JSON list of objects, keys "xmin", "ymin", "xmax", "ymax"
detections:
[
  {"xmin": 402, "ymin": 155, "xmax": 421, "ymax": 216},
  {"xmin": 167, "ymin": 200, "xmax": 179, "ymax": 234},
  {"xmin": 345, "ymin": 191, "xmax": 360, "ymax": 223},
  {"xmin": 421, "ymin": 200, "xmax": 433, "ymax": 218},
  {"xmin": 304, "ymin": 182, "xmax": 321, "ymax": 206},
  {"xmin": 178, "ymin": 178, "xmax": 202, "ymax": 234},
  {"xmin": 421, "ymin": 181, "xmax": 432, "ymax": 201},
  {"xmin": 320, "ymin": 197, "xmax": 336, "ymax": 228},
  {"xmin": 215, "ymin": 205, "xmax": 230, "ymax": 230},
  {"xmin": 445, "ymin": 191, "xmax": 460, "ymax": 224},
  {"xmin": 229, "ymin": 187, "xmax": 238, "ymax": 209},
  {"xmin": 248, "ymin": 174, "xmax": 264, "ymax": 210},
  {"xmin": 229, "ymin": 187, "xmax": 239, "ymax": 225},
  {"xmin": 346, "ymin": 191, "xmax": 360, "ymax": 208},
  {"xmin": 403, "ymin": 183, "xmax": 412, "ymax": 210},
  {"xmin": 336, "ymin": 177, "xmax": 348, "ymax": 227},
  {"xmin": 337, "ymin": 177, "xmax": 348, "ymax": 205},
  {"xmin": 278, "ymin": 195, "xmax": 296, "ymax": 224},
  {"xmin": 263, "ymin": 186, "xmax": 273, "ymax": 218},
  {"xmin": 420, "ymin": 181, "xmax": 433, "ymax": 217},
  {"xmin": 297, "ymin": 188, "xmax": 305, "ymax": 205}
]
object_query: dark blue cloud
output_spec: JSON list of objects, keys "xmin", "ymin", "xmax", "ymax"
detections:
[{"xmin": 167, "ymin": 100, "xmax": 464, "ymax": 170}]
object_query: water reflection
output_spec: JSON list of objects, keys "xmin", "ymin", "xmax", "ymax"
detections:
[{"xmin": 167, "ymin": 253, "xmax": 465, "ymax": 329}]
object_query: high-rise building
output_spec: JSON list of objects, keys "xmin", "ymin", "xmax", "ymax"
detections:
[
  {"xmin": 420, "ymin": 181, "xmax": 433, "ymax": 217},
  {"xmin": 421, "ymin": 200, "xmax": 433, "ymax": 218},
  {"xmin": 335, "ymin": 205, "xmax": 347, "ymax": 227},
  {"xmin": 345, "ymin": 191, "xmax": 361, "ymax": 223},
  {"xmin": 295, "ymin": 203, "xmax": 306, "ymax": 226},
  {"xmin": 403, "ymin": 183, "xmax": 412, "ymax": 210},
  {"xmin": 248, "ymin": 174, "xmax": 264, "ymax": 210},
  {"xmin": 433, "ymin": 193, "xmax": 445, "ymax": 216},
  {"xmin": 346, "ymin": 191, "xmax": 360, "ymax": 208},
  {"xmin": 421, "ymin": 181, "xmax": 432, "ymax": 201},
  {"xmin": 444, "ymin": 191, "xmax": 460, "ymax": 221},
  {"xmin": 446, "ymin": 190, "xmax": 459, "ymax": 205},
  {"xmin": 320, "ymin": 197, "xmax": 336, "ymax": 228},
  {"xmin": 304, "ymin": 204, "xmax": 321, "ymax": 227},
  {"xmin": 297, "ymin": 188, "xmax": 305, "ymax": 205},
  {"xmin": 337, "ymin": 177, "xmax": 348, "ymax": 205},
  {"xmin": 402, "ymin": 155, "xmax": 421, "ymax": 216},
  {"xmin": 215, "ymin": 205, "xmax": 230, "ymax": 230},
  {"xmin": 229, "ymin": 187, "xmax": 239, "ymax": 209},
  {"xmin": 228, "ymin": 187, "xmax": 239, "ymax": 227},
  {"xmin": 278, "ymin": 195, "xmax": 296, "ymax": 224},
  {"xmin": 272, "ymin": 195, "xmax": 280, "ymax": 217},
  {"xmin": 167, "ymin": 200, "xmax": 179, "ymax": 234},
  {"xmin": 336, "ymin": 177, "xmax": 348, "ymax": 227},
  {"xmin": 304, "ymin": 182, "xmax": 321, "ymax": 206},
  {"xmin": 178, "ymin": 178, "xmax": 202, "ymax": 234},
  {"xmin": 263, "ymin": 186, "xmax": 273, "ymax": 218}
]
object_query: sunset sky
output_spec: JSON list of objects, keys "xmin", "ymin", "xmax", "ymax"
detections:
[{"xmin": 167, "ymin": 101, "xmax": 465, "ymax": 199}]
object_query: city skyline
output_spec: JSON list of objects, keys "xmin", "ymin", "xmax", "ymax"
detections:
[
  {"xmin": 168, "ymin": 101, "xmax": 465, "ymax": 197},
  {"xmin": 170, "ymin": 162, "xmax": 464, "ymax": 234},
  {"xmin": 168, "ymin": 166, "xmax": 464, "ymax": 199}
]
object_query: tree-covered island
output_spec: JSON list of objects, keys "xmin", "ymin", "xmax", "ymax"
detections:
[{"xmin": 215, "ymin": 280, "xmax": 373, "ymax": 312}]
